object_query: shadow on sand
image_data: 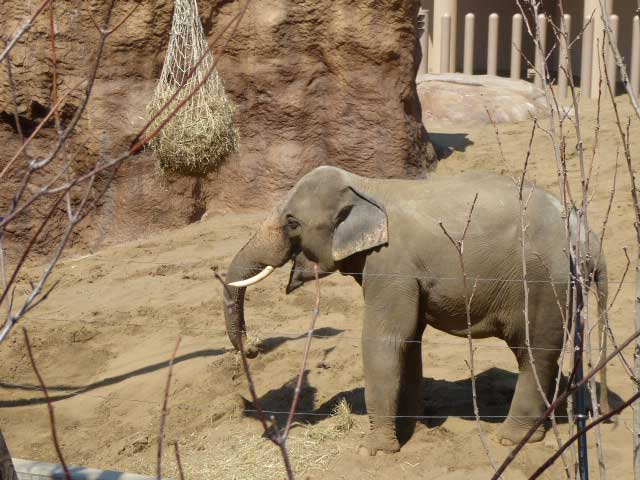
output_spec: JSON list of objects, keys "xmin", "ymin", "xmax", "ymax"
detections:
[
  {"xmin": 243, "ymin": 366, "xmax": 624, "ymax": 442},
  {"xmin": 0, "ymin": 327, "xmax": 344, "ymax": 408}
]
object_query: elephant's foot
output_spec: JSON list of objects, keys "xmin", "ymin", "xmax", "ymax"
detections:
[
  {"xmin": 495, "ymin": 416, "xmax": 545, "ymax": 446},
  {"xmin": 357, "ymin": 432, "xmax": 400, "ymax": 456}
]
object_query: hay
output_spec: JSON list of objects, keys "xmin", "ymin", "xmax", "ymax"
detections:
[
  {"xmin": 146, "ymin": 0, "xmax": 239, "ymax": 176},
  {"xmin": 180, "ymin": 428, "xmax": 342, "ymax": 480},
  {"xmin": 331, "ymin": 398, "xmax": 354, "ymax": 433},
  {"xmin": 174, "ymin": 401, "xmax": 356, "ymax": 479}
]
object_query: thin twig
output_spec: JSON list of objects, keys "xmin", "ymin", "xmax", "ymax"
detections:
[
  {"xmin": 282, "ymin": 264, "xmax": 321, "ymax": 443},
  {"xmin": 157, "ymin": 336, "xmax": 181, "ymax": 480},
  {"xmin": 173, "ymin": 442, "xmax": 185, "ymax": 480},
  {"xmin": 213, "ymin": 268, "xmax": 294, "ymax": 479},
  {"xmin": 2, "ymin": 38, "xmax": 28, "ymax": 161},
  {"xmin": 0, "ymin": 79, "xmax": 86, "ymax": 180},
  {"xmin": 491, "ymin": 327, "xmax": 640, "ymax": 479},
  {"xmin": 598, "ymin": 0, "xmax": 640, "ymax": 119},
  {"xmin": 485, "ymin": 108, "xmax": 510, "ymax": 169},
  {"xmin": 23, "ymin": 328, "xmax": 71, "ymax": 480},
  {"xmin": 439, "ymin": 194, "xmax": 502, "ymax": 477},
  {"xmin": 531, "ymin": 390, "xmax": 640, "ymax": 479},
  {"xmin": 0, "ymin": 0, "xmax": 53, "ymax": 64},
  {"xmin": 0, "ymin": 0, "xmax": 251, "ymax": 345}
]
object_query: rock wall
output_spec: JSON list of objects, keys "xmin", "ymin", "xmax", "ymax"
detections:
[{"xmin": 0, "ymin": 0, "xmax": 436, "ymax": 247}]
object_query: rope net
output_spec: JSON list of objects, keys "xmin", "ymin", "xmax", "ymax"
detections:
[{"xmin": 146, "ymin": 0, "xmax": 239, "ymax": 175}]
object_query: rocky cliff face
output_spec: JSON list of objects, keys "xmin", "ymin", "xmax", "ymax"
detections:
[{"xmin": 0, "ymin": 0, "xmax": 435, "ymax": 247}]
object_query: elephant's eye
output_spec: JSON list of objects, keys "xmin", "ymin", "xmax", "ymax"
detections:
[{"xmin": 286, "ymin": 217, "xmax": 300, "ymax": 231}]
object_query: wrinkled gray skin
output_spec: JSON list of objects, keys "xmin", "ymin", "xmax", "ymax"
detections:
[{"xmin": 223, "ymin": 166, "xmax": 609, "ymax": 455}]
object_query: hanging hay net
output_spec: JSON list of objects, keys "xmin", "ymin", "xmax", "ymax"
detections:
[{"xmin": 146, "ymin": 0, "xmax": 239, "ymax": 176}]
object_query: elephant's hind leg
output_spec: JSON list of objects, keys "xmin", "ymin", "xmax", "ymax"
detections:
[{"xmin": 496, "ymin": 337, "xmax": 561, "ymax": 446}]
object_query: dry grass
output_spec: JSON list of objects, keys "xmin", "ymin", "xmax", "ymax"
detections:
[
  {"xmin": 146, "ymin": 0, "xmax": 239, "ymax": 176},
  {"xmin": 174, "ymin": 430, "xmax": 341, "ymax": 480},
  {"xmin": 331, "ymin": 398, "xmax": 354, "ymax": 433},
  {"xmin": 148, "ymin": 87, "xmax": 239, "ymax": 176},
  {"xmin": 170, "ymin": 399, "xmax": 355, "ymax": 479}
]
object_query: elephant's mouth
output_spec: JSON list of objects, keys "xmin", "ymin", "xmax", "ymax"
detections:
[
  {"xmin": 286, "ymin": 249, "xmax": 329, "ymax": 294},
  {"xmin": 286, "ymin": 248, "xmax": 305, "ymax": 294}
]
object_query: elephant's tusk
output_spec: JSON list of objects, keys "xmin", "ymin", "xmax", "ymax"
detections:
[{"xmin": 228, "ymin": 266, "xmax": 275, "ymax": 287}]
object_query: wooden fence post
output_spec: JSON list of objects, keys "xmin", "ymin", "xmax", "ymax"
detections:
[
  {"xmin": 633, "ymin": 16, "xmax": 640, "ymax": 98},
  {"xmin": 559, "ymin": 14, "xmax": 572, "ymax": 98},
  {"xmin": 580, "ymin": 16, "xmax": 594, "ymax": 99},
  {"xmin": 418, "ymin": 8, "xmax": 429, "ymax": 76},
  {"xmin": 463, "ymin": 13, "xmax": 475, "ymax": 75},
  {"xmin": 606, "ymin": 14, "xmax": 619, "ymax": 96},
  {"xmin": 535, "ymin": 14, "xmax": 547, "ymax": 88},
  {"xmin": 487, "ymin": 13, "xmax": 499, "ymax": 76},
  {"xmin": 440, "ymin": 14, "xmax": 452, "ymax": 74},
  {"xmin": 511, "ymin": 13, "xmax": 523, "ymax": 80}
]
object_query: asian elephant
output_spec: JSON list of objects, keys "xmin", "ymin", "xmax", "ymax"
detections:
[{"xmin": 222, "ymin": 166, "xmax": 609, "ymax": 455}]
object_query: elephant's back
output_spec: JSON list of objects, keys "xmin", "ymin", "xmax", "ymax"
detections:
[{"xmin": 383, "ymin": 171, "xmax": 568, "ymax": 268}]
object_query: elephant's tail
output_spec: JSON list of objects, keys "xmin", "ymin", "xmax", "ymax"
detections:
[{"xmin": 593, "ymin": 251, "xmax": 611, "ymax": 415}]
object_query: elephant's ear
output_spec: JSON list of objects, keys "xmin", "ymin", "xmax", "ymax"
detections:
[{"xmin": 332, "ymin": 188, "xmax": 388, "ymax": 262}]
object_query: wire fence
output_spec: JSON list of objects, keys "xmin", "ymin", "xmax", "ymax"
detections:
[
  {"xmin": 1, "ymin": 375, "xmax": 632, "ymax": 422},
  {"xmin": 21, "ymin": 314, "xmax": 624, "ymax": 352},
  {"xmin": 59, "ymin": 254, "xmax": 635, "ymax": 286},
  {"xmin": 1, "ymin": 379, "xmax": 631, "ymax": 422},
  {"xmin": 1, "ymin": 308, "xmax": 632, "ymax": 421}
]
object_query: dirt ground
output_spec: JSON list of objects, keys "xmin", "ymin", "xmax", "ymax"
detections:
[{"xmin": 1, "ymin": 95, "xmax": 639, "ymax": 479}]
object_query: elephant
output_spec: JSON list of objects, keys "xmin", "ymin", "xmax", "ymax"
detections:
[{"xmin": 222, "ymin": 166, "xmax": 609, "ymax": 455}]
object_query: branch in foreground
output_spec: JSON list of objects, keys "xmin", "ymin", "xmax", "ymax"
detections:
[
  {"xmin": 22, "ymin": 327, "xmax": 71, "ymax": 480},
  {"xmin": 214, "ymin": 264, "xmax": 322, "ymax": 479},
  {"xmin": 172, "ymin": 442, "xmax": 185, "ymax": 480},
  {"xmin": 0, "ymin": 0, "xmax": 251, "ymax": 347},
  {"xmin": 0, "ymin": 0, "xmax": 53, "ymax": 64},
  {"xmin": 438, "ymin": 193, "xmax": 502, "ymax": 478},
  {"xmin": 599, "ymin": 0, "xmax": 640, "ymax": 119},
  {"xmin": 530, "ymin": 389, "xmax": 640, "ymax": 479},
  {"xmin": 157, "ymin": 336, "xmax": 181, "ymax": 480},
  {"xmin": 491, "ymin": 326, "xmax": 640, "ymax": 479}
]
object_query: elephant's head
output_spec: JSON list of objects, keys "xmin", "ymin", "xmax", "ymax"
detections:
[{"xmin": 223, "ymin": 166, "xmax": 388, "ymax": 356}]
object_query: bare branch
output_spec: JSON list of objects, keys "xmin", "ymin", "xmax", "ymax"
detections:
[
  {"xmin": 157, "ymin": 336, "xmax": 181, "ymax": 480},
  {"xmin": 282, "ymin": 264, "xmax": 320, "ymax": 442},
  {"xmin": 23, "ymin": 328, "xmax": 71, "ymax": 480},
  {"xmin": 106, "ymin": 2, "xmax": 140, "ymax": 35},
  {"xmin": 213, "ymin": 268, "xmax": 294, "ymax": 478},
  {"xmin": 0, "ymin": 0, "xmax": 53, "ymax": 64},
  {"xmin": 491, "ymin": 327, "xmax": 640, "ymax": 479},
  {"xmin": 173, "ymin": 442, "xmax": 185, "ymax": 480},
  {"xmin": 531, "ymin": 390, "xmax": 640, "ymax": 479},
  {"xmin": 598, "ymin": 0, "xmax": 640, "ymax": 119},
  {"xmin": 439, "ymin": 194, "xmax": 501, "ymax": 476}
]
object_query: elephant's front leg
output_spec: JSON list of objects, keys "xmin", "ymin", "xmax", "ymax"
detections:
[{"xmin": 359, "ymin": 279, "xmax": 423, "ymax": 456}]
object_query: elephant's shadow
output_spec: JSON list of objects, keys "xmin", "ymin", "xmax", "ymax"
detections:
[
  {"xmin": 242, "ymin": 367, "xmax": 623, "ymax": 433},
  {"xmin": 255, "ymin": 327, "xmax": 345, "ymax": 355}
]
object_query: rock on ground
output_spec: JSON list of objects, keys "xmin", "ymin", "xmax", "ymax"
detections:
[{"xmin": 417, "ymin": 73, "xmax": 547, "ymax": 126}]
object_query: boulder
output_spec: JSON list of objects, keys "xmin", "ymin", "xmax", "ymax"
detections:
[{"xmin": 417, "ymin": 73, "xmax": 547, "ymax": 126}]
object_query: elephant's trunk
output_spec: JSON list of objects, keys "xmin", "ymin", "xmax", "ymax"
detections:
[{"xmin": 223, "ymin": 210, "xmax": 290, "ymax": 358}]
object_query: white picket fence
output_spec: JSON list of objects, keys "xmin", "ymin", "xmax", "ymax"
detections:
[{"xmin": 417, "ymin": 9, "xmax": 640, "ymax": 99}]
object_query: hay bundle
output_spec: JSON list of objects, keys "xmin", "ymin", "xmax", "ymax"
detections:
[{"xmin": 146, "ymin": 0, "xmax": 239, "ymax": 176}]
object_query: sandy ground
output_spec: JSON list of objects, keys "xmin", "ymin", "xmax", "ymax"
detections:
[{"xmin": 1, "ymin": 94, "xmax": 639, "ymax": 479}]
